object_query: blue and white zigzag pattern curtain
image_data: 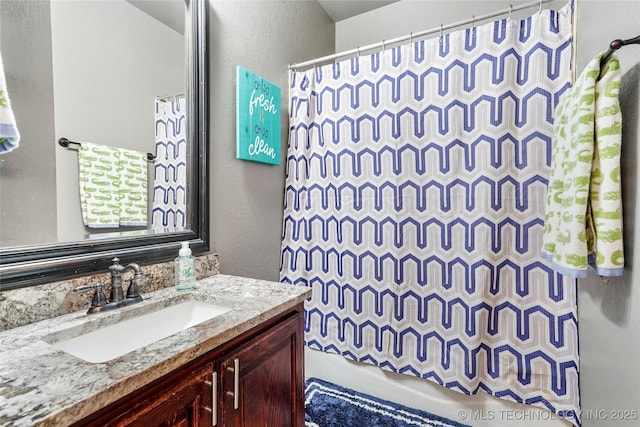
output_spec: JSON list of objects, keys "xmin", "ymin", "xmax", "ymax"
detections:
[
  {"xmin": 153, "ymin": 97, "xmax": 187, "ymax": 231},
  {"xmin": 281, "ymin": 3, "xmax": 580, "ymax": 425}
]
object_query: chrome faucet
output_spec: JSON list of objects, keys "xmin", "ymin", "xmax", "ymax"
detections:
[{"xmin": 74, "ymin": 258, "xmax": 149, "ymax": 314}]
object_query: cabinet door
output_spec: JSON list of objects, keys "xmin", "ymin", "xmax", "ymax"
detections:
[
  {"xmin": 92, "ymin": 363, "xmax": 214, "ymax": 427},
  {"xmin": 218, "ymin": 311, "xmax": 304, "ymax": 427}
]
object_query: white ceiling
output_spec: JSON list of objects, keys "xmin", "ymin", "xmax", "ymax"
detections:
[
  {"xmin": 126, "ymin": 0, "xmax": 184, "ymax": 34},
  {"xmin": 317, "ymin": 0, "xmax": 400, "ymax": 22}
]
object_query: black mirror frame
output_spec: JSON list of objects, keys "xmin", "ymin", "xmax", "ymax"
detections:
[{"xmin": 0, "ymin": 0, "xmax": 209, "ymax": 291}]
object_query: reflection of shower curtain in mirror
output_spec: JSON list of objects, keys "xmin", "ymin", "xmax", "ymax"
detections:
[{"xmin": 153, "ymin": 96, "xmax": 187, "ymax": 231}]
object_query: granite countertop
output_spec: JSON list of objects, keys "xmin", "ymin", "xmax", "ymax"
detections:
[{"xmin": 0, "ymin": 274, "xmax": 311, "ymax": 427}]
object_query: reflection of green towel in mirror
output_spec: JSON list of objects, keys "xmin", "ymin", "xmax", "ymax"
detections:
[
  {"xmin": 79, "ymin": 142, "xmax": 148, "ymax": 228},
  {"xmin": 79, "ymin": 143, "xmax": 120, "ymax": 228},
  {"xmin": 118, "ymin": 148, "xmax": 148, "ymax": 226}
]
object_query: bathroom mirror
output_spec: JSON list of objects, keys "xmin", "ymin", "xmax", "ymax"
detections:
[{"xmin": 0, "ymin": 0, "xmax": 209, "ymax": 290}]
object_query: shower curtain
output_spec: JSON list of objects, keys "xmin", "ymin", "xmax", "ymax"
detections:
[
  {"xmin": 152, "ymin": 96, "xmax": 187, "ymax": 231},
  {"xmin": 281, "ymin": 4, "xmax": 580, "ymax": 425}
]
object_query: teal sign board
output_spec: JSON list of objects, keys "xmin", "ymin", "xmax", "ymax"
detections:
[{"xmin": 236, "ymin": 66, "xmax": 281, "ymax": 165}]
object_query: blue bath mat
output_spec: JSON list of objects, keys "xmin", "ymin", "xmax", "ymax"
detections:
[{"xmin": 305, "ymin": 377, "xmax": 470, "ymax": 427}]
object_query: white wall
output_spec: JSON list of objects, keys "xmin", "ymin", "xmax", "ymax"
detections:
[
  {"xmin": 208, "ymin": 1, "xmax": 334, "ymax": 281},
  {"xmin": 306, "ymin": 1, "xmax": 639, "ymax": 426},
  {"xmin": 50, "ymin": 0, "xmax": 184, "ymax": 242}
]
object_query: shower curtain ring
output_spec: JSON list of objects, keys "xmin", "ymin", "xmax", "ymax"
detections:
[
  {"xmin": 410, "ymin": 32, "xmax": 413, "ymax": 45},
  {"xmin": 357, "ymin": 46, "xmax": 360, "ymax": 57},
  {"xmin": 472, "ymin": 15, "xmax": 475, "ymax": 28},
  {"xmin": 508, "ymin": 4, "xmax": 513, "ymax": 19},
  {"xmin": 539, "ymin": 0, "xmax": 543, "ymax": 13},
  {"xmin": 439, "ymin": 24, "xmax": 443, "ymax": 39}
]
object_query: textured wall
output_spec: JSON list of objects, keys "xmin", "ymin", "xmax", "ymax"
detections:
[{"xmin": 208, "ymin": 0, "xmax": 334, "ymax": 281}]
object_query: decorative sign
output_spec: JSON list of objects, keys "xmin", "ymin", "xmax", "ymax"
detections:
[{"xmin": 236, "ymin": 66, "xmax": 281, "ymax": 165}]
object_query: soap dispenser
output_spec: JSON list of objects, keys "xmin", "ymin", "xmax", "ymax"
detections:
[{"xmin": 175, "ymin": 241, "xmax": 196, "ymax": 291}]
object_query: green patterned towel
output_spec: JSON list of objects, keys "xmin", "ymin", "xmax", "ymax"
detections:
[
  {"xmin": 79, "ymin": 142, "xmax": 148, "ymax": 228},
  {"xmin": 542, "ymin": 52, "xmax": 624, "ymax": 277}
]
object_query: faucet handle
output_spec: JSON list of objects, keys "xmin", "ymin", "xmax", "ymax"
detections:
[{"xmin": 73, "ymin": 283, "xmax": 108, "ymax": 308}]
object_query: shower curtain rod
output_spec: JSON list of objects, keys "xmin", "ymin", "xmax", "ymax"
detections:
[
  {"xmin": 289, "ymin": 0, "xmax": 555, "ymax": 70},
  {"xmin": 156, "ymin": 93, "xmax": 185, "ymax": 102}
]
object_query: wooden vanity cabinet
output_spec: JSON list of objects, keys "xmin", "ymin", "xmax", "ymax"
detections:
[
  {"xmin": 93, "ymin": 363, "xmax": 213, "ymax": 427},
  {"xmin": 75, "ymin": 304, "xmax": 304, "ymax": 427},
  {"xmin": 217, "ymin": 311, "xmax": 304, "ymax": 427}
]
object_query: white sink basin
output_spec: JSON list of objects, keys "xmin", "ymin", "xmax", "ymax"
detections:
[{"xmin": 51, "ymin": 300, "xmax": 231, "ymax": 363}]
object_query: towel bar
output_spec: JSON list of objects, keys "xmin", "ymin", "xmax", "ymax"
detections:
[
  {"xmin": 600, "ymin": 34, "xmax": 640, "ymax": 67},
  {"xmin": 58, "ymin": 137, "xmax": 156, "ymax": 161}
]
